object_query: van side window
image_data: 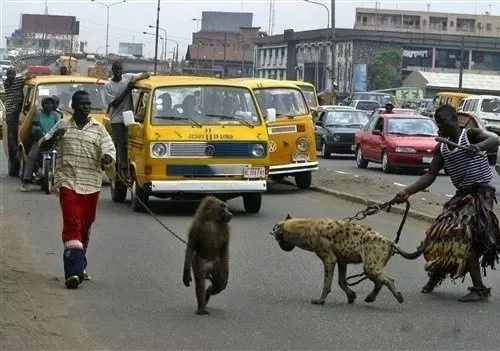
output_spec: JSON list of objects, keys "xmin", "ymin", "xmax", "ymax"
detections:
[
  {"xmin": 22, "ymin": 86, "xmax": 32, "ymax": 113},
  {"xmin": 470, "ymin": 99, "xmax": 478, "ymax": 111},
  {"xmin": 134, "ymin": 91, "xmax": 149, "ymax": 123}
]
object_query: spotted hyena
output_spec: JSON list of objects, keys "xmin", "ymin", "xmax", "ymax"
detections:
[{"xmin": 270, "ymin": 214, "xmax": 423, "ymax": 305}]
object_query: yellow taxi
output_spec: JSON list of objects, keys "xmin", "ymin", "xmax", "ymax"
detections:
[
  {"xmin": 230, "ymin": 78, "xmax": 318, "ymax": 189},
  {"xmin": 110, "ymin": 75, "xmax": 270, "ymax": 213},
  {"xmin": 3, "ymin": 75, "xmax": 110, "ymax": 176}
]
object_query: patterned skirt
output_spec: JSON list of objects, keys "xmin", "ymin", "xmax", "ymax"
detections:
[{"xmin": 423, "ymin": 183, "xmax": 500, "ymax": 279}]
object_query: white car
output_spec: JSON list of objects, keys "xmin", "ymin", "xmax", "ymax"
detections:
[{"xmin": 86, "ymin": 54, "xmax": 96, "ymax": 61}]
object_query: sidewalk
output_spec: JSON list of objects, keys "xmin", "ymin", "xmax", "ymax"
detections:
[
  {"xmin": 310, "ymin": 168, "xmax": 500, "ymax": 223},
  {"xmin": 1, "ymin": 210, "xmax": 105, "ymax": 350}
]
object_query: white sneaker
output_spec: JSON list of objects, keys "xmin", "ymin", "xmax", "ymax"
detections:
[{"xmin": 19, "ymin": 183, "xmax": 29, "ymax": 192}]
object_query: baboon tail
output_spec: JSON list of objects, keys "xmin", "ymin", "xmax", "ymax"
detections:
[{"xmin": 393, "ymin": 244, "xmax": 423, "ymax": 260}]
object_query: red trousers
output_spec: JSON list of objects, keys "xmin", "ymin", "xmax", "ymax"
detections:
[{"xmin": 59, "ymin": 187, "xmax": 100, "ymax": 250}]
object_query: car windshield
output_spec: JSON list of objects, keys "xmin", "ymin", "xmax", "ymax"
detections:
[
  {"xmin": 324, "ymin": 110, "xmax": 368, "ymax": 126},
  {"xmin": 354, "ymin": 93, "xmax": 395, "ymax": 105},
  {"xmin": 0, "ymin": 60, "xmax": 11, "ymax": 66},
  {"xmin": 387, "ymin": 118, "xmax": 438, "ymax": 136},
  {"xmin": 480, "ymin": 98, "xmax": 500, "ymax": 113},
  {"xmin": 36, "ymin": 83, "xmax": 107, "ymax": 112},
  {"xmin": 300, "ymin": 86, "xmax": 318, "ymax": 108},
  {"xmin": 356, "ymin": 101, "xmax": 380, "ymax": 110},
  {"xmin": 254, "ymin": 88, "xmax": 308, "ymax": 119},
  {"xmin": 151, "ymin": 85, "xmax": 261, "ymax": 126}
]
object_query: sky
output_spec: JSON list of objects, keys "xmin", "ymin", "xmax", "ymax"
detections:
[{"xmin": 0, "ymin": 0, "xmax": 495, "ymax": 60}]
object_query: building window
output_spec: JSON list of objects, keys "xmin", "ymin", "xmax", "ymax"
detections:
[
  {"xmin": 450, "ymin": 21, "xmax": 454, "ymax": 27},
  {"xmin": 362, "ymin": 16, "xmax": 367, "ymax": 26},
  {"xmin": 357, "ymin": 15, "xmax": 361, "ymax": 23},
  {"xmin": 487, "ymin": 23, "xmax": 492, "ymax": 31}
]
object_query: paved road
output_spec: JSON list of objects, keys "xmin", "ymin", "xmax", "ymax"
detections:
[
  {"xmin": 3, "ymin": 155, "xmax": 500, "ymax": 350},
  {"xmin": 319, "ymin": 153, "xmax": 500, "ymax": 197}
]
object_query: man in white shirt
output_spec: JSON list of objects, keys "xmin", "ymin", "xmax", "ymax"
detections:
[{"xmin": 104, "ymin": 60, "xmax": 149, "ymax": 183}]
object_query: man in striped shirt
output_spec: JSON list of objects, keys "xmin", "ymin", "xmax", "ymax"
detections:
[
  {"xmin": 40, "ymin": 90, "xmax": 116, "ymax": 289},
  {"xmin": 393, "ymin": 105, "xmax": 500, "ymax": 302},
  {"xmin": 3, "ymin": 67, "xmax": 26, "ymax": 176}
]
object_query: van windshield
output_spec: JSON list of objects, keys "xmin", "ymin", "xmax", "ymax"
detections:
[
  {"xmin": 353, "ymin": 93, "xmax": 395, "ymax": 105},
  {"xmin": 151, "ymin": 85, "xmax": 261, "ymax": 126},
  {"xmin": 36, "ymin": 83, "xmax": 107, "ymax": 112},
  {"xmin": 299, "ymin": 86, "xmax": 318, "ymax": 108},
  {"xmin": 254, "ymin": 88, "xmax": 308, "ymax": 119},
  {"xmin": 480, "ymin": 98, "xmax": 500, "ymax": 113}
]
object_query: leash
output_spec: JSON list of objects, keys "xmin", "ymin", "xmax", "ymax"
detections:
[
  {"xmin": 344, "ymin": 200, "xmax": 411, "ymax": 287},
  {"xmin": 112, "ymin": 172, "xmax": 187, "ymax": 245}
]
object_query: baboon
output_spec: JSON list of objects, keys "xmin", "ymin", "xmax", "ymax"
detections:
[{"xmin": 183, "ymin": 196, "xmax": 232, "ymax": 315}]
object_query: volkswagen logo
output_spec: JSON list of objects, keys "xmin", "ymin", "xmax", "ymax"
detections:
[
  {"xmin": 269, "ymin": 140, "xmax": 277, "ymax": 153},
  {"xmin": 205, "ymin": 144, "xmax": 216, "ymax": 156}
]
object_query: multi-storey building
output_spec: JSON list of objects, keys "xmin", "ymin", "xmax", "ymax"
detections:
[
  {"xmin": 355, "ymin": 7, "xmax": 500, "ymax": 37},
  {"xmin": 254, "ymin": 24, "xmax": 500, "ymax": 96},
  {"xmin": 185, "ymin": 11, "xmax": 266, "ymax": 77}
]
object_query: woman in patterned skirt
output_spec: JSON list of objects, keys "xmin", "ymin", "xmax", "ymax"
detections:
[{"xmin": 392, "ymin": 104, "xmax": 500, "ymax": 302}]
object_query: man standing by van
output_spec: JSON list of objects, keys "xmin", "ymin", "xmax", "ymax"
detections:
[
  {"xmin": 3, "ymin": 67, "xmax": 26, "ymax": 176},
  {"xmin": 104, "ymin": 60, "xmax": 149, "ymax": 184}
]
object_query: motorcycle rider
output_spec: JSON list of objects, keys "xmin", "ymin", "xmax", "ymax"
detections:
[{"xmin": 20, "ymin": 96, "xmax": 60, "ymax": 192}]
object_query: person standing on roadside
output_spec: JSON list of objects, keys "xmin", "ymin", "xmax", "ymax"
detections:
[
  {"xmin": 3, "ymin": 67, "xmax": 27, "ymax": 176},
  {"xmin": 60, "ymin": 66, "xmax": 68, "ymax": 76},
  {"xmin": 391, "ymin": 104, "xmax": 500, "ymax": 302},
  {"xmin": 39, "ymin": 90, "xmax": 116, "ymax": 289},
  {"xmin": 104, "ymin": 60, "xmax": 149, "ymax": 184}
]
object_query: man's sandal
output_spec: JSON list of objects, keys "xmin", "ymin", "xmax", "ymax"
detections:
[{"xmin": 458, "ymin": 286, "xmax": 491, "ymax": 302}]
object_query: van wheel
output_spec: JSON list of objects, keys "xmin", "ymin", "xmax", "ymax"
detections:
[
  {"xmin": 131, "ymin": 181, "xmax": 149, "ymax": 213},
  {"xmin": 294, "ymin": 171, "xmax": 312, "ymax": 189},
  {"xmin": 110, "ymin": 178, "xmax": 128, "ymax": 202},
  {"xmin": 243, "ymin": 193, "xmax": 262, "ymax": 214}
]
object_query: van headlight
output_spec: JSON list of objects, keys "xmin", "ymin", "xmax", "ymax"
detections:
[
  {"xmin": 252, "ymin": 143, "xmax": 265, "ymax": 157},
  {"xmin": 296, "ymin": 138, "xmax": 310, "ymax": 152},
  {"xmin": 151, "ymin": 143, "xmax": 167, "ymax": 157}
]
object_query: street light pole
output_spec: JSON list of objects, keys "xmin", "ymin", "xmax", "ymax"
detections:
[
  {"xmin": 91, "ymin": 0, "xmax": 126, "ymax": 59},
  {"xmin": 331, "ymin": 0, "xmax": 336, "ymax": 103},
  {"xmin": 149, "ymin": 25, "xmax": 168, "ymax": 72},
  {"xmin": 304, "ymin": 0, "xmax": 330, "ymax": 28},
  {"xmin": 153, "ymin": 0, "xmax": 161, "ymax": 74},
  {"xmin": 458, "ymin": 33, "xmax": 465, "ymax": 92}
]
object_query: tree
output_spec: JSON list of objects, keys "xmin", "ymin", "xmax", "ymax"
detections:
[{"xmin": 367, "ymin": 50, "xmax": 403, "ymax": 91}]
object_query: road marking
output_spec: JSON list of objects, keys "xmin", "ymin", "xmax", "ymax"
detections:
[
  {"xmin": 393, "ymin": 182, "xmax": 406, "ymax": 187},
  {"xmin": 335, "ymin": 171, "xmax": 350, "ymax": 175},
  {"xmin": 445, "ymin": 194, "xmax": 453, "ymax": 197}
]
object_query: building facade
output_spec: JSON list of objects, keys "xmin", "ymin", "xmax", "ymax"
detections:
[
  {"xmin": 355, "ymin": 7, "xmax": 500, "ymax": 37},
  {"xmin": 254, "ymin": 27, "xmax": 500, "ymax": 95},
  {"xmin": 185, "ymin": 11, "xmax": 266, "ymax": 77}
]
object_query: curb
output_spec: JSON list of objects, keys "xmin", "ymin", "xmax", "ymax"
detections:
[{"xmin": 309, "ymin": 186, "xmax": 435, "ymax": 223}]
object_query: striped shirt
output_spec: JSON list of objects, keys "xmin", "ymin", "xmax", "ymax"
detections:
[
  {"xmin": 42, "ymin": 117, "xmax": 116, "ymax": 194},
  {"xmin": 3, "ymin": 75, "xmax": 25, "ymax": 117},
  {"xmin": 440, "ymin": 129, "xmax": 492, "ymax": 189}
]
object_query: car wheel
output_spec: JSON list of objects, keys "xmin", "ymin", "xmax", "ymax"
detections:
[
  {"xmin": 381, "ymin": 151, "xmax": 392, "ymax": 173},
  {"xmin": 321, "ymin": 140, "xmax": 331, "ymax": 159},
  {"xmin": 131, "ymin": 180, "xmax": 149, "ymax": 213},
  {"xmin": 356, "ymin": 147, "xmax": 368, "ymax": 168},
  {"xmin": 110, "ymin": 178, "xmax": 128, "ymax": 202}
]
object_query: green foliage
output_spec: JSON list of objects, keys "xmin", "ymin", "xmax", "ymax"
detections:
[{"xmin": 367, "ymin": 50, "xmax": 403, "ymax": 91}]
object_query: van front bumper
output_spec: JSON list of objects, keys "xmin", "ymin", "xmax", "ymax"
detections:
[
  {"xmin": 150, "ymin": 180, "xmax": 267, "ymax": 194},
  {"xmin": 269, "ymin": 161, "xmax": 318, "ymax": 175}
]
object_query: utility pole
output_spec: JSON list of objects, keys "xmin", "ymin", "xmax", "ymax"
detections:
[
  {"xmin": 458, "ymin": 33, "xmax": 465, "ymax": 92},
  {"xmin": 91, "ymin": 0, "xmax": 126, "ymax": 59},
  {"xmin": 330, "ymin": 0, "xmax": 336, "ymax": 104},
  {"xmin": 68, "ymin": 19, "xmax": 75, "ymax": 74},
  {"xmin": 223, "ymin": 33, "xmax": 227, "ymax": 77},
  {"xmin": 153, "ymin": 0, "xmax": 160, "ymax": 74}
]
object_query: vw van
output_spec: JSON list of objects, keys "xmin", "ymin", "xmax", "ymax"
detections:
[
  {"xmin": 458, "ymin": 95, "xmax": 500, "ymax": 135},
  {"xmin": 110, "ymin": 75, "xmax": 270, "ymax": 213},
  {"xmin": 434, "ymin": 92, "xmax": 471, "ymax": 110},
  {"xmin": 3, "ymin": 75, "xmax": 111, "ymax": 176},
  {"xmin": 230, "ymin": 78, "xmax": 318, "ymax": 189},
  {"xmin": 284, "ymin": 80, "xmax": 319, "ymax": 111}
]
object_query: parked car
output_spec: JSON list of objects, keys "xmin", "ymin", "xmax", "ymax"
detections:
[
  {"xmin": 354, "ymin": 114, "xmax": 438, "ymax": 173},
  {"xmin": 458, "ymin": 95, "xmax": 500, "ymax": 136},
  {"xmin": 418, "ymin": 98, "xmax": 434, "ymax": 116},
  {"xmin": 86, "ymin": 54, "xmax": 96, "ymax": 61},
  {"xmin": 313, "ymin": 105, "xmax": 355, "ymax": 120},
  {"xmin": 315, "ymin": 108, "xmax": 369, "ymax": 158},
  {"xmin": 369, "ymin": 107, "xmax": 420, "ymax": 119},
  {"xmin": 350, "ymin": 99, "xmax": 381, "ymax": 116}
]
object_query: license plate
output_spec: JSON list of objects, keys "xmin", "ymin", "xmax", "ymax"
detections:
[
  {"xmin": 243, "ymin": 167, "xmax": 265, "ymax": 179},
  {"xmin": 422, "ymin": 156, "xmax": 433, "ymax": 164},
  {"xmin": 293, "ymin": 153, "xmax": 309, "ymax": 162},
  {"xmin": 350, "ymin": 145, "xmax": 355, "ymax": 151}
]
